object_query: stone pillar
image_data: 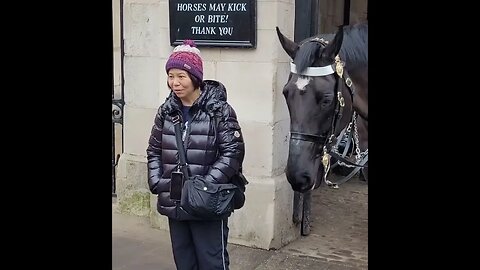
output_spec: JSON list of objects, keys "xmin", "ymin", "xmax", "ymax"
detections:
[{"xmin": 116, "ymin": 0, "xmax": 300, "ymax": 249}]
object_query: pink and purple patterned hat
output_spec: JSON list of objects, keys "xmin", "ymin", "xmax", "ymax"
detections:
[{"xmin": 165, "ymin": 40, "xmax": 203, "ymax": 81}]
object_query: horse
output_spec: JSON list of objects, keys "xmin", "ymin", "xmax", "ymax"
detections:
[{"xmin": 276, "ymin": 22, "xmax": 368, "ymax": 193}]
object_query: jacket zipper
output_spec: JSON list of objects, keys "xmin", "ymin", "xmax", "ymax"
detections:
[{"xmin": 182, "ymin": 109, "xmax": 199, "ymax": 152}]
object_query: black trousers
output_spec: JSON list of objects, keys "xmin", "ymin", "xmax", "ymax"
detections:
[{"xmin": 168, "ymin": 218, "xmax": 230, "ymax": 270}]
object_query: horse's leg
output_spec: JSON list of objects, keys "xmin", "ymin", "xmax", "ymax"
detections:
[
  {"xmin": 293, "ymin": 191, "xmax": 303, "ymax": 224},
  {"xmin": 302, "ymin": 190, "xmax": 312, "ymax": 236}
]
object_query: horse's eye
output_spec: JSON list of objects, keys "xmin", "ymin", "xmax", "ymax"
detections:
[{"xmin": 320, "ymin": 98, "xmax": 333, "ymax": 108}]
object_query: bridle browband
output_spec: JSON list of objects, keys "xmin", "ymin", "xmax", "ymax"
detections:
[{"xmin": 290, "ymin": 62, "xmax": 334, "ymax": 77}]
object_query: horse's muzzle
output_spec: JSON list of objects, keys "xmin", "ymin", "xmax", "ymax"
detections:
[{"xmin": 286, "ymin": 170, "xmax": 314, "ymax": 193}]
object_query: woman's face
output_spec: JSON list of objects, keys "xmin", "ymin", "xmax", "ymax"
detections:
[{"xmin": 168, "ymin": 69, "xmax": 195, "ymax": 99}]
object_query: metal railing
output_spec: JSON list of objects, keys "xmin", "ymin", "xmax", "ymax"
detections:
[{"xmin": 112, "ymin": 98, "xmax": 124, "ymax": 196}]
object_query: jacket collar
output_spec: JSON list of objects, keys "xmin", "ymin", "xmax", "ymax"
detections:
[{"xmin": 163, "ymin": 80, "xmax": 227, "ymax": 116}]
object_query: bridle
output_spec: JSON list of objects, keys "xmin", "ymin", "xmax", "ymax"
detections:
[{"xmin": 288, "ymin": 37, "xmax": 367, "ymax": 189}]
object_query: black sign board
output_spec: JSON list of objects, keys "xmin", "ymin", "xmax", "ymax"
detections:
[{"xmin": 169, "ymin": 0, "xmax": 256, "ymax": 48}]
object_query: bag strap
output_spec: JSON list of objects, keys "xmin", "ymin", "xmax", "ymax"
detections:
[{"xmin": 172, "ymin": 114, "xmax": 189, "ymax": 177}]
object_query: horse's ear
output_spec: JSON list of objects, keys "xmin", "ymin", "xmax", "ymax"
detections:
[
  {"xmin": 276, "ymin": 26, "xmax": 298, "ymax": 60},
  {"xmin": 323, "ymin": 25, "xmax": 344, "ymax": 60}
]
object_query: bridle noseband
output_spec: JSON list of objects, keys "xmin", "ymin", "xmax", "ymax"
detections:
[{"xmin": 289, "ymin": 132, "xmax": 327, "ymax": 144}]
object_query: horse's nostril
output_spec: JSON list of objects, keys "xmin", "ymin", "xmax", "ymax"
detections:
[
  {"xmin": 294, "ymin": 173, "xmax": 311, "ymax": 191},
  {"xmin": 287, "ymin": 171, "xmax": 312, "ymax": 192},
  {"xmin": 300, "ymin": 172, "xmax": 310, "ymax": 183}
]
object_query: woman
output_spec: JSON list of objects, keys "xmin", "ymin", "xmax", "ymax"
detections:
[{"xmin": 146, "ymin": 40, "xmax": 245, "ymax": 270}]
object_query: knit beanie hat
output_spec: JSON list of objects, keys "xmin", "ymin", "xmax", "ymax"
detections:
[{"xmin": 165, "ymin": 40, "xmax": 203, "ymax": 82}]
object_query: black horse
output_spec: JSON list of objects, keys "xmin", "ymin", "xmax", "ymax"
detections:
[{"xmin": 276, "ymin": 22, "xmax": 368, "ymax": 193}]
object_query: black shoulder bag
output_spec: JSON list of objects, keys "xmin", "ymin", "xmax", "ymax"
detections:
[{"xmin": 172, "ymin": 114, "xmax": 238, "ymax": 219}]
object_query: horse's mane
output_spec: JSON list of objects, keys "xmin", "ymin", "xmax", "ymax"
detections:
[
  {"xmin": 339, "ymin": 22, "xmax": 368, "ymax": 70},
  {"xmin": 293, "ymin": 41, "xmax": 323, "ymax": 73},
  {"xmin": 294, "ymin": 22, "xmax": 368, "ymax": 73}
]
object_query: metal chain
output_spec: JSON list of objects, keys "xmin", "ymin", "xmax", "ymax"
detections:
[
  {"xmin": 333, "ymin": 112, "xmax": 368, "ymax": 168},
  {"xmin": 352, "ymin": 112, "xmax": 362, "ymax": 163}
]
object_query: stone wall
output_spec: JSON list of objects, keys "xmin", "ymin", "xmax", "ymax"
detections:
[{"xmin": 115, "ymin": 0, "xmax": 300, "ymax": 249}]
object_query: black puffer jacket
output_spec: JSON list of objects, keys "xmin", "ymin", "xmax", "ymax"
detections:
[{"xmin": 146, "ymin": 80, "xmax": 245, "ymax": 220}]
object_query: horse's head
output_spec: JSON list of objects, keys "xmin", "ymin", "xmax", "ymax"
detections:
[{"xmin": 276, "ymin": 26, "xmax": 355, "ymax": 192}]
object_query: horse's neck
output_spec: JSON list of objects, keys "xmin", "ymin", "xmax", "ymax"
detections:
[
  {"xmin": 332, "ymin": 65, "xmax": 368, "ymax": 154},
  {"xmin": 347, "ymin": 68, "xmax": 368, "ymax": 121},
  {"xmin": 334, "ymin": 76, "xmax": 367, "ymax": 136},
  {"xmin": 335, "ymin": 100, "xmax": 368, "ymax": 152},
  {"xmin": 334, "ymin": 90, "xmax": 355, "ymax": 137}
]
